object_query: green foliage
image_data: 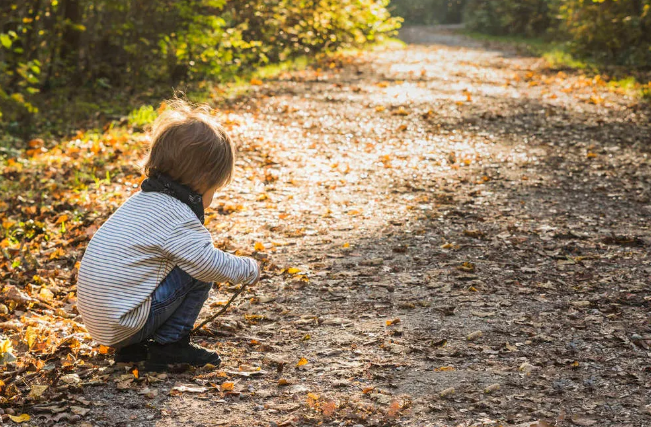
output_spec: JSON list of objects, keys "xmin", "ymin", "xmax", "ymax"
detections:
[
  {"xmin": 559, "ymin": 0, "xmax": 651, "ymax": 67},
  {"xmin": 0, "ymin": 0, "xmax": 400, "ymax": 136},
  {"xmin": 464, "ymin": 0, "xmax": 553, "ymax": 37},
  {"xmin": 464, "ymin": 0, "xmax": 651, "ymax": 68},
  {"xmin": 128, "ymin": 105, "xmax": 157, "ymax": 130},
  {"xmin": 390, "ymin": 0, "xmax": 467, "ymax": 25}
]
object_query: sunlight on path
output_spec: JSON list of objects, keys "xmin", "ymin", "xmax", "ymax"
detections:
[{"xmin": 139, "ymin": 26, "xmax": 651, "ymax": 427}]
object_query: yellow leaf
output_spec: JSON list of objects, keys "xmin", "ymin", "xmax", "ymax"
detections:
[
  {"xmin": 221, "ymin": 382, "xmax": 234, "ymax": 391},
  {"xmin": 342, "ymin": 243, "xmax": 350, "ymax": 248},
  {"xmin": 49, "ymin": 247, "xmax": 65, "ymax": 260},
  {"xmin": 386, "ymin": 318, "xmax": 400, "ymax": 326},
  {"xmin": 392, "ymin": 106, "xmax": 409, "ymax": 116},
  {"xmin": 375, "ymin": 105, "xmax": 385, "ymax": 112},
  {"xmin": 0, "ymin": 339, "xmax": 13, "ymax": 354},
  {"xmin": 278, "ymin": 378, "xmax": 291, "ymax": 386},
  {"xmin": 28, "ymin": 385, "xmax": 48, "ymax": 400},
  {"xmin": 307, "ymin": 392, "xmax": 320, "ymax": 400},
  {"xmin": 287, "ymin": 267, "xmax": 301, "ymax": 274},
  {"xmin": 254, "ymin": 242, "xmax": 265, "ymax": 252},
  {"xmin": 456, "ymin": 262, "xmax": 475, "ymax": 272},
  {"xmin": 55, "ymin": 214, "xmax": 68, "ymax": 224},
  {"xmin": 9, "ymin": 414, "xmax": 30, "ymax": 423},
  {"xmin": 25, "ymin": 326, "xmax": 38, "ymax": 349},
  {"xmin": 132, "ymin": 367, "xmax": 139, "ymax": 379},
  {"xmin": 39, "ymin": 287, "xmax": 54, "ymax": 302},
  {"xmin": 98, "ymin": 345, "xmax": 110, "ymax": 354},
  {"xmin": 297, "ymin": 357, "xmax": 308, "ymax": 367},
  {"xmin": 250, "ymin": 78, "xmax": 263, "ymax": 85}
]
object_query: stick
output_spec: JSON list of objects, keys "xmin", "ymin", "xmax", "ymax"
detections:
[{"xmin": 191, "ymin": 282, "xmax": 249, "ymax": 334}]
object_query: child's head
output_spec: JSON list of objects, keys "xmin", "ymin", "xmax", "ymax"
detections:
[{"xmin": 144, "ymin": 99, "xmax": 234, "ymax": 195}]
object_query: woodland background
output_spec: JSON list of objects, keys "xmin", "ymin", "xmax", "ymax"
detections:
[{"xmin": 1, "ymin": 0, "xmax": 651, "ymax": 141}]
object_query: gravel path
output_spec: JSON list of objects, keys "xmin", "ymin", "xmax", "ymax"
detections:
[{"xmin": 43, "ymin": 26, "xmax": 651, "ymax": 427}]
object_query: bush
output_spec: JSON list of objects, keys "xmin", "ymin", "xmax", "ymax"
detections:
[
  {"xmin": 559, "ymin": 0, "xmax": 651, "ymax": 67},
  {"xmin": 464, "ymin": 0, "xmax": 553, "ymax": 37},
  {"xmin": 464, "ymin": 0, "xmax": 651, "ymax": 69},
  {"xmin": 390, "ymin": 0, "xmax": 467, "ymax": 25}
]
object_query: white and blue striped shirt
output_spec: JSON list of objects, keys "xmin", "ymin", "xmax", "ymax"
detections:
[{"xmin": 77, "ymin": 191, "xmax": 258, "ymax": 346}]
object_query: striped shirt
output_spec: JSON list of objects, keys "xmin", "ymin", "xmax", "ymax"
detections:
[{"xmin": 77, "ymin": 191, "xmax": 258, "ymax": 346}]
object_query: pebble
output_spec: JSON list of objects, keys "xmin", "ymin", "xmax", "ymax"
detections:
[
  {"xmin": 519, "ymin": 362, "xmax": 535, "ymax": 374},
  {"xmin": 439, "ymin": 387, "xmax": 455, "ymax": 397},
  {"xmin": 484, "ymin": 383, "xmax": 500, "ymax": 394},
  {"xmin": 61, "ymin": 373, "xmax": 81, "ymax": 384},
  {"xmin": 467, "ymin": 330, "xmax": 483, "ymax": 341}
]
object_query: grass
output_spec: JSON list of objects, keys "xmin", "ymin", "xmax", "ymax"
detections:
[{"xmin": 462, "ymin": 30, "xmax": 651, "ymax": 101}]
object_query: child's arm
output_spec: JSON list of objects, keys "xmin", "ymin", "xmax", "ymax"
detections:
[{"xmin": 163, "ymin": 218, "xmax": 259, "ymax": 285}]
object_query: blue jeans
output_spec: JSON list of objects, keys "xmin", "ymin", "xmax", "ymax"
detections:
[{"xmin": 114, "ymin": 267, "xmax": 212, "ymax": 348}]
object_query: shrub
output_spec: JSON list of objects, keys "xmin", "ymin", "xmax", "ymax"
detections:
[
  {"xmin": 559, "ymin": 0, "xmax": 651, "ymax": 67},
  {"xmin": 464, "ymin": 0, "xmax": 553, "ymax": 37}
]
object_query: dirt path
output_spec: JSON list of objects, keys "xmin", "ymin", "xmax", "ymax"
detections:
[{"xmin": 68, "ymin": 27, "xmax": 651, "ymax": 427}]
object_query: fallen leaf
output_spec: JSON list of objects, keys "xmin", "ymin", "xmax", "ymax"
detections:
[
  {"xmin": 440, "ymin": 387, "xmax": 455, "ymax": 397},
  {"xmin": 467, "ymin": 330, "xmax": 483, "ymax": 341},
  {"xmin": 9, "ymin": 414, "xmax": 31, "ymax": 423},
  {"xmin": 71, "ymin": 406, "xmax": 90, "ymax": 416},
  {"xmin": 60, "ymin": 373, "xmax": 81, "ymax": 385},
  {"xmin": 387, "ymin": 400, "xmax": 401, "ymax": 417},
  {"xmin": 484, "ymin": 383, "xmax": 500, "ymax": 394},
  {"xmin": 28, "ymin": 385, "xmax": 48, "ymax": 400},
  {"xmin": 457, "ymin": 262, "xmax": 475, "ymax": 272},
  {"xmin": 322, "ymin": 399, "xmax": 336, "ymax": 417},
  {"xmin": 171, "ymin": 384, "xmax": 207, "ymax": 394}
]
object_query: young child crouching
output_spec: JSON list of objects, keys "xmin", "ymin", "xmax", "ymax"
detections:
[{"xmin": 77, "ymin": 100, "xmax": 259, "ymax": 370}]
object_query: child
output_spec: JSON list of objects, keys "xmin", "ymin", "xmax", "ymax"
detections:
[{"xmin": 77, "ymin": 100, "xmax": 259, "ymax": 370}]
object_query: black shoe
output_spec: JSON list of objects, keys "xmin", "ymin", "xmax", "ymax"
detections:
[
  {"xmin": 145, "ymin": 335, "xmax": 221, "ymax": 371},
  {"xmin": 114, "ymin": 342, "xmax": 148, "ymax": 363}
]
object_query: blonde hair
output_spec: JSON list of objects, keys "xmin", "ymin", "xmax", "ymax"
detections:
[{"xmin": 144, "ymin": 99, "xmax": 234, "ymax": 194}]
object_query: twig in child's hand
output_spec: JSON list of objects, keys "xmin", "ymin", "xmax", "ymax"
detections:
[{"xmin": 191, "ymin": 282, "xmax": 249, "ymax": 334}]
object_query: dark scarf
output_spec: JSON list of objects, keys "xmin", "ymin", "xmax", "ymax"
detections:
[{"xmin": 141, "ymin": 173, "xmax": 205, "ymax": 224}]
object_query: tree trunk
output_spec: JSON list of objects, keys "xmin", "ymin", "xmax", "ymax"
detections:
[{"xmin": 60, "ymin": 0, "xmax": 81, "ymax": 78}]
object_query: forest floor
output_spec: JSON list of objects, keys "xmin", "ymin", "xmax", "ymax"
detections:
[{"xmin": 1, "ymin": 26, "xmax": 651, "ymax": 427}]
